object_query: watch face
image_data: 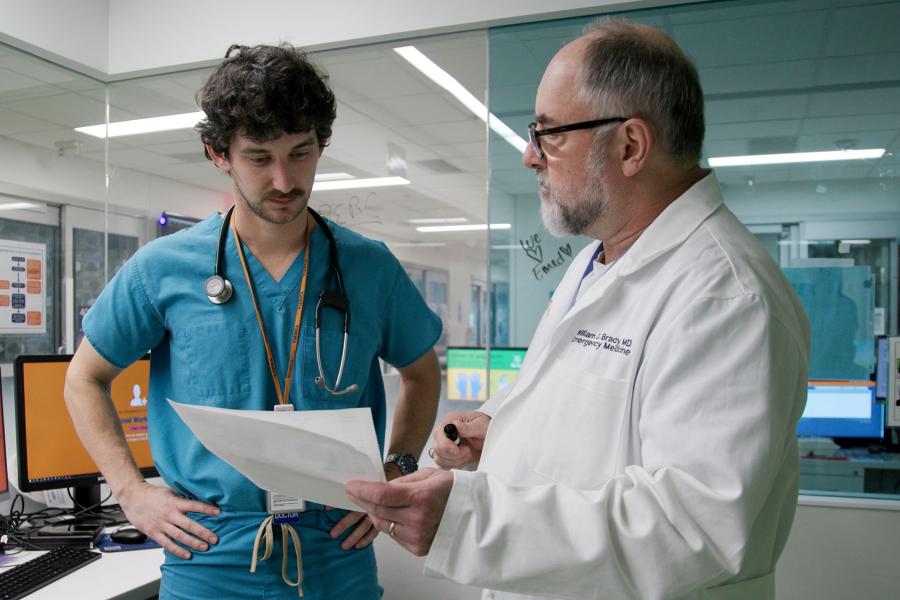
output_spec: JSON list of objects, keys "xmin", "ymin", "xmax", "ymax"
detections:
[{"xmin": 388, "ymin": 453, "xmax": 418, "ymax": 475}]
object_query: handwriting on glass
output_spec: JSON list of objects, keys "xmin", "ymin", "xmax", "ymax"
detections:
[
  {"xmin": 315, "ymin": 193, "xmax": 383, "ymax": 226},
  {"xmin": 520, "ymin": 233, "xmax": 572, "ymax": 280}
]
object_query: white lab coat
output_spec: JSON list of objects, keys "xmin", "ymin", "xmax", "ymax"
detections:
[{"xmin": 425, "ymin": 172, "xmax": 810, "ymax": 600}]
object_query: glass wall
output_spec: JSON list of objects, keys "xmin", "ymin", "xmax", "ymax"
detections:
[
  {"xmin": 2, "ymin": 0, "xmax": 898, "ymax": 506},
  {"xmin": 1, "ymin": 31, "xmax": 492, "ymax": 502},
  {"xmin": 0, "ymin": 44, "xmax": 109, "ymax": 362},
  {"xmin": 488, "ymin": 0, "xmax": 900, "ymax": 500}
]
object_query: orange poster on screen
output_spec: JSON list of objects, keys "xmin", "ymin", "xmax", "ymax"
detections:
[{"xmin": 22, "ymin": 360, "xmax": 153, "ymax": 481}]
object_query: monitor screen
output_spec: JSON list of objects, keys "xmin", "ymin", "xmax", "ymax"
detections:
[
  {"xmin": 446, "ymin": 347, "xmax": 526, "ymax": 401},
  {"xmin": 15, "ymin": 354, "xmax": 156, "ymax": 493},
  {"xmin": 797, "ymin": 380, "xmax": 882, "ymax": 439},
  {"xmin": 0, "ymin": 366, "xmax": 9, "ymax": 500}
]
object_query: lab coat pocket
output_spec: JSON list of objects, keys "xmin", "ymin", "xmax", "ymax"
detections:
[{"xmin": 525, "ymin": 362, "xmax": 629, "ymax": 489}]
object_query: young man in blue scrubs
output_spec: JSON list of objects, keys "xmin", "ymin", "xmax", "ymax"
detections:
[{"xmin": 64, "ymin": 44, "xmax": 442, "ymax": 599}]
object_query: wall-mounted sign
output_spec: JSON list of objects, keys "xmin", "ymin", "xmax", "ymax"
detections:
[{"xmin": 0, "ymin": 239, "xmax": 46, "ymax": 334}]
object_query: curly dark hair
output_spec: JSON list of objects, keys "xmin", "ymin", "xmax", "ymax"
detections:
[{"xmin": 196, "ymin": 44, "xmax": 337, "ymax": 159}]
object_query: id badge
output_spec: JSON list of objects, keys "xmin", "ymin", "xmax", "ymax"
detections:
[{"xmin": 267, "ymin": 404, "xmax": 305, "ymax": 520}]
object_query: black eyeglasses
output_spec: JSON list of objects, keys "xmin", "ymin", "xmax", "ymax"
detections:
[{"xmin": 527, "ymin": 117, "xmax": 628, "ymax": 159}]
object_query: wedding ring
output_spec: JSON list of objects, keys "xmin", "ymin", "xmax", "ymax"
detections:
[
  {"xmin": 428, "ymin": 448, "xmax": 435, "ymax": 459},
  {"xmin": 389, "ymin": 521, "xmax": 397, "ymax": 538}
]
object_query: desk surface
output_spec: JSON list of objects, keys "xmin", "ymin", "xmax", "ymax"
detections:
[{"xmin": 7, "ymin": 547, "xmax": 163, "ymax": 600}]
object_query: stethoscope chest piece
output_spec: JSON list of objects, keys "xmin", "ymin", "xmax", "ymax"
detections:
[{"xmin": 205, "ymin": 274, "xmax": 233, "ymax": 304}]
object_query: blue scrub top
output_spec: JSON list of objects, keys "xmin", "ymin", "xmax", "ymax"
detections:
[{"xmin": 83, "ymin": 212, "xmax": 442, "ymax": 513}]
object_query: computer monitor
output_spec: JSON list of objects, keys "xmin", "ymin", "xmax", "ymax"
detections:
[
  {"xmin": 797, "ymin": 380, "xmax": 883, "ymax": 439},
  {"xmin": 446, "ymin": 347, "xmax": 527, "ymax": 401},
  {"xmin": 14, "ymin": 354, "xmax": 156, "ymax": 511},
  {"xmin": 0, "ymin": 366, "xmax": 10, "ymax": 501}
]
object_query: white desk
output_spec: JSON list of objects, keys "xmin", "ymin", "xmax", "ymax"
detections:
[{"xmin": 8, "ymin": 547, "xmax": 163, "ymax": 600}]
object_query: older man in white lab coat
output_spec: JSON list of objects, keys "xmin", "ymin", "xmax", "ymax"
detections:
[{"xmin": 348, "ymin": 18, "xmax": 810, "ymax": 600}]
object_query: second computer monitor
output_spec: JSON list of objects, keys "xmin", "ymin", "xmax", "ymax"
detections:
[
  {"xmin": 15, "ymin": 354, "xmax": 156, "ymax": 497},
  {"xmin": 446, "ymin": 347, "xmax": 526, "ymax": 401},
  {"xmin": 798, "ymin": 380, "xmax": 882, "ymax": 439}
]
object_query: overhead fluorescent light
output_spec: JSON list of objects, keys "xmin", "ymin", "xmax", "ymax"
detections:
[
  {"xmin": 708, "ymin": 149, "xmax": 885, "ymax": 167},
  {"xmin": 839, "ymin": 239, "xmax": 871, "ymax": 245},
  {"xmin": 394, "ymin": 46, "xmax": 528, "ymax": 154},
  {"xmin": 314, "ymin": 172, "xmax": 355, "ymax": 182},
  {"xmin": 0, "ymin": 201, "xmax": 38, "ymax": 211},
  {"xmin": 777, "ymin": 240, "xmax": 832, "ymax": 246},
  {"xmin": 314, "ymin": 176, "xmax": 409, "ymax": 191},
  {"xmin": 407, "ymin": 217, "xmax": 469, "ymax": 224},
  {"xmin": 390, "ymin": 242, "xmax": 448, "ymax": 248},
  {"xmin": 76, "ymin": 111, "xmax": 206, "ymax": 139},
  {"xmin": 416, "ymin": 223, "xmax": 511, "ymax": 232}
]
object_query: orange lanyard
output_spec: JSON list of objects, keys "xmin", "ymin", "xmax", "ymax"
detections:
[{"xmin": 232, "ymin": 214, "xmax": 312, "ymax": 406}]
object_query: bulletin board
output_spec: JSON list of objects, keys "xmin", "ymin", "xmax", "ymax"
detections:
[{"xmin": 0, "ymin": 238, "xmax": 46, "ymax": 334}]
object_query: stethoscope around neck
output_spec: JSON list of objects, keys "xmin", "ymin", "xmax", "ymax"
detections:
[{"xmin": 204, "ymin": 205, "xmax": 359, "ymax": 396}]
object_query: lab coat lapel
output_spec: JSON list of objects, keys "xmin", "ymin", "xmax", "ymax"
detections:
[
  {"xmin": 546, "ymin": 256, "xmax": 625, "ymax": 352},
  {"xmin": 540, "ymin": 171, "xmax": 725, "ymax": 357}
]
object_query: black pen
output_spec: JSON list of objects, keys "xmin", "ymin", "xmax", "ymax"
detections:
[{"xmin": 443, "ymin": 423, "xmax": 459, "ymax": 443}]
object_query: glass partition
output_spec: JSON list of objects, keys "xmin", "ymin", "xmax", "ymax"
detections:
[
  {"xmin": 488, "ymin": 0, "xmax": 900, "ymax": 500},
  {"xmin": 104, "ymin": 32, "xmax": 490, "ymax": 360},
  {"xmin": 4, "ymin": 0, "xmax": 896, "ymax": 505},
  {"xmin": 0, "ymin": 43, "xmax": 108, "ymax": 360}
]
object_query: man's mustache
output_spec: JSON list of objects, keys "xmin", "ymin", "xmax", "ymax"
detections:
[{"xmin": 261, "ymin": 189, "xmax": 305, "ymax": 201}]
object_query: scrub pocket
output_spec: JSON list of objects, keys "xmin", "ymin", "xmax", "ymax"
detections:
[
  {"xmin": 299, "ymin": 325, "xmax": 369, "ymax": 409},
  {"xmin": 183, "ymin": 321, "xmax": 251, "ymax": 403},
  {"xmin": 524, "ymin": 359, "xmax": 629, "ymax": 489}
]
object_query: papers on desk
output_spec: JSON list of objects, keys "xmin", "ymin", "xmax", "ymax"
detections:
[{"xmin": 168, "ymin": 400, "xmax": 385, "ymax": 511}]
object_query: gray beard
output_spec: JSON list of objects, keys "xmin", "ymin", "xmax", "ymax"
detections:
[
  {"xmin": 538, "ymin": 136, "xmax": 610, "ymax": 237},
  {"xmin": 539, "ymin": 174, "xmax": 608, "ymax": 236}
]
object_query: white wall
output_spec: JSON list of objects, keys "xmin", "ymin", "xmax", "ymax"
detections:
[
  {"xmin": 0, "ymin": 0, "xmax": 109, "ymax": 77},
  {"xmin": 104, "ymin": 0, "xmax": 643, "ymax": 77},
  {"xmin": 1, "ymin": 0, "xmax": 666, "ymax": 78},
  {"xmin": 777, "ymin": 502, "xmax": 900, "ymax": 598}
]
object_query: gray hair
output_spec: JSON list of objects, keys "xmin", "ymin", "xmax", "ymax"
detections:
[{"xmin": 578, "ymin": 18, "xmax": 705, "ymax": 166}]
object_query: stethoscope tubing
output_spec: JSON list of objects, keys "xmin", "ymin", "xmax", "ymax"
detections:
[{"xmin": 208, "ymin": 205, "xmax": 356, "ymax": 396}]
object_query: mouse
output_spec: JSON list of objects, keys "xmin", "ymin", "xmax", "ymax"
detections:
[{"xmin": 110, "ymin": 527, "xmax": 148, "ymax": 545}]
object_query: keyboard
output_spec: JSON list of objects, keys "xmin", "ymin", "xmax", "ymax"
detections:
[{"xmin": 0, "ymin": 546, "xmax": 101, "ymax": 599}]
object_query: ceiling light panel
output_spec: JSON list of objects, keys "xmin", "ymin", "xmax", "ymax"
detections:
[
  {"xmin": 394, "ymin": 46, "xmax": 527, "ymax": 154},
  {"xmin": 708, "ymin": 148, "xmax": 885, "ymax": 167},
  {"xmin": 76, "ymin": 111, "xmax": 205, "ymax": 138},
  {"xmin": 407, "ymin": 217, "xmax": 469, "ymax": 224},
  {"xmin": 313, "ymin": 176, "xmax": 409, "ymax": 191},
  {"xmin": 416, "ymin": 223, "xmax": 510, "ymax": 232}
]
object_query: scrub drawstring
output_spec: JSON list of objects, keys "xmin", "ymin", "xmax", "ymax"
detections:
[{"xmin": 250, "ymin": 516, "xmax": 304, "ymax": 597}]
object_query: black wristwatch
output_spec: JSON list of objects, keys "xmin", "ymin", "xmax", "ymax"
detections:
[{"xmin": 384, "ymin": 453, "xmax": 418, "ymax": 476}]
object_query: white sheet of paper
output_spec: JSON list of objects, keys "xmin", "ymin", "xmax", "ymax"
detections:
[{"xmin": 168, "ymin": 400, "xmax": 385, "ymax": 511}]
